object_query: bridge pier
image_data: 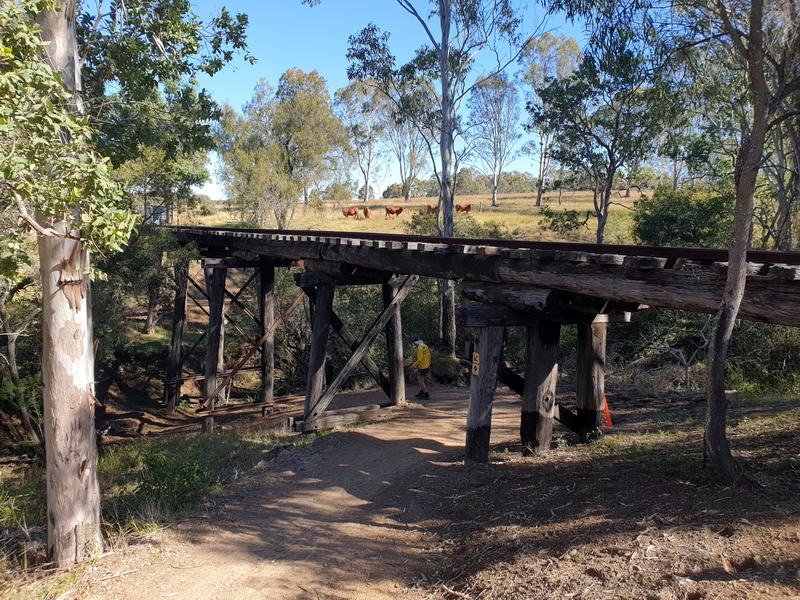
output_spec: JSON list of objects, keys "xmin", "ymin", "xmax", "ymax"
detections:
[
  {"xmin": 457, "ymin": 296, "xmax": 629, "ymax": 463},
  {"xmin": 576, "ymin": 319, "xmax": 607, "ymax": 441},
  {"xmin": 258, "ymin": 259, "xmax": 276, "ymax": 413},
  {"xmin": 466, "ymin": 326, "xmax": 505, "ymax": 463},
  {"xmin": 521, "ymin": 321, "xmax": 561, "ymax": 454}
]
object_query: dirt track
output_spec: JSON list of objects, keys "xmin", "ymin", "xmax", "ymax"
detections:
[
  {"xmin": 83, "ymin": 386, "xmax": 516, "ymax": 600},
  {"xmin": 66, "ymin": 385, "xmax": 800, "ymax": 600}
]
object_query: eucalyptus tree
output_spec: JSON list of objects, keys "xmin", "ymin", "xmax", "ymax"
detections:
[
  {"xmin": 217, "ymin": 71, "xmax": 348, "ymax": 229},
  {"xmin": 552, "ymin": 0, "xmax": 800, "ymax": 483},
  {"xmin": 520, "ymin": 32, "xmax": 580, "ymax": 206},
  {"xmin": 309, "ymin": 0, "xmax": 535, "ymax": 354},
  {"xmin": 532, "ymin": 48, "xmax": 677, "ymax": 243},
  {"xmin": 467, "ymin": 74, "xmax": 521, "ymax": 207},
  {"xmin": 1, "ymin": 0, "xmax": 252, "ymax": 566},
  {"xmin": 385, "ymin": 109, "xmax": 428, "ymax": 202},
  {"xmin": 2, "ymin": 0, "xmax": 135, "ymax": 566},
  {"xmin": 336, "ymin": 81, "xmax": 387, "ymax": 201}
]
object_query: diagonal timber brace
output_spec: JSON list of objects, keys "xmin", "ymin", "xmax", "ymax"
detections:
[
  {"xmin": 306, "ymin": 275, "xmax": 418, "ymax": 423},
  {"xmin": 301, "ymin": 287, "xmax": 391, "ymax": 398}
]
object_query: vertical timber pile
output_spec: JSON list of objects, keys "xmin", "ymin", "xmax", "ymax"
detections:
[
  {"xmin": 305, "ymin": 284, "xmax": 334, "ymax": 417},
  {"xmin": 259, "ymin": 259, "xmax": 275, "ymax": 409},
  {"xmin": 382, "ymin": 279, "xmax": 406, "ymax": 405},
  {"xmin": 520, "ymin": 321, "xmax": 561, "ymax": 453},
  {"xmin": 575, "ymin": 319, "xmax": 607, "ymax": 440},
  {"xmin": 466, "ymin": 326, "xmax": 505, "ymax": 463},
  {"xmin": 203, "ymin": 260, "xmax": 227, "ymax": 432},
  {"xmin": 165, "ymin": 260, "xmax": 189, "ymax": 411}
]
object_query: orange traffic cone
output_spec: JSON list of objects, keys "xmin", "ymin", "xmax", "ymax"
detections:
[{"xmin": 603, "ymin": 396, "xmax": 613, "ymax": 428}]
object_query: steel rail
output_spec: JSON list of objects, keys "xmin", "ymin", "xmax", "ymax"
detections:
[{"xmin": 164, "ymin": 225, "xmax": 800, "ymax": 266}]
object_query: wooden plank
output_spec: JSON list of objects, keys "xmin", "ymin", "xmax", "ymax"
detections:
[
  {"xmin": 259, "ymin": 259, "xmax": 275, "ymax": 407},
  {"xmin": 294, "ymin": 404, "xmax": 394, "ymax": 432},
  {"xmin": 575, "ymin": 321, "xmax": 606, "ymax": 441},
  {"xmin": 305, "ymin": 284, "xmax": 334, "ymax": 418},
  {"xmin": 521, "ymin": 321, "xmax": 561, "ymax": 454},
  {"xmin": 383, "ymin": 280, "xmax": 406, "ymax": 406},
  {"xmin": 459, "ymin": 282, "xmax": 641, "ymax": 314},
  {"xmin": 173, "ymin": 229, "xmax": 800, "ymax": 326},
  {"xmin": 465, "ymin": 326, "xmax": 505, "ymax": 463},
  {"xmin": 164, "ymin": 260, "xmax": 189, "ymax": 411},
  {"xmin": 306, "ymin": 275, "xmax": 418, "ymax": 422},
  {"xmin": 457, "ymin": 303, "xmax": 545, "ymax": 327},
  {"xmin": 203, "ymin": 261, "xmax": 227, "ymax": 432}
]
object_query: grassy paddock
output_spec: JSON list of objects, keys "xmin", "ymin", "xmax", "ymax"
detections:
[{"xmin": 186, "ymin": 190, "xmax": 641, "ymax": 244}]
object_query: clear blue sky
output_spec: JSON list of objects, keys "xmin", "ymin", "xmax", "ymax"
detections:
[{"xmin": 191, "ymin": 1, "xmax": 585, "ymax": 199}]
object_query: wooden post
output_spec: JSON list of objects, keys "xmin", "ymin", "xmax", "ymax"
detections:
[
  {"xmin": 382, "ymin": 280, "xmax": 406, "ymax": 406},
  {"xmin": 259, "ymin": 259, "xmax": 275, "ymax": 409},
  {"xmin": 575, "ymin": 320, "xmax": 607, "ymax": 441},
  {"xmin": 203, "ymin": 261, "xmax": 227, "ymax": 432},
  {"xmin": 164, "ymin": 260, "xmax": 189, "ymax": 411},
  {"xmin": 465, "ymin": 326, "xmax": 504, "ymax": 463},
  {"xmin": 520, "ymin": 321, "xmax": 561, "ymax": 454},
  {"xmin": 305, "ymin": 284, "xmax": 334, "ymax": 418}
]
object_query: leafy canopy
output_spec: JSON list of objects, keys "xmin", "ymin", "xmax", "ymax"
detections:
[{"xmin": 0, "ymin": 0, "xmax": 135, "ymax": 281}]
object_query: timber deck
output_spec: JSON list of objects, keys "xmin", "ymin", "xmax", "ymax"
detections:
[{"xmin": 169, "ymin": 226, "xmax": 800, "ymax": 326}]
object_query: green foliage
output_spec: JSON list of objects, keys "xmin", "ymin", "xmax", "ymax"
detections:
[
  {"xmin": 0, "ymin": 0, "xmax": 135, "ymax": 273},
  {"xmin": 196, "ymin": 194, "xmax": 218, "ymax": 216},
  {"xmin": 539, "ymin": 205, "xmax": 588, "ymax": 237},
  {"xmin": 383, "ymin": 182, "xmax": 405, "ymax": 199},
  {"xmin": 633, "ymin": 187, "xmax": 734, "ymax": 247},
  {"xmin": 217, "ymin": 71, "xmax": 348, "ymax": 228},
  {"xmin": 1, "ymin": 429, "xmax": 304, "ymax": 533},
  {"xmin": 406, "ymin": 211, "xmax": 506, "ymax": 238}
]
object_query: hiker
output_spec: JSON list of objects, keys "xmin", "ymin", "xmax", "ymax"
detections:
[{"xmin": 410, "ymin": 339, "xmax": 431, "ymax": 400}]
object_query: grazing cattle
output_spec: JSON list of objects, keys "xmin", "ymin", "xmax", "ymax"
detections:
[
  {"xmin": 455, "ymin": 203, "xmax": 472, "ymax": 213},
  {"xmin": 426, "ymin": 204, "xmax": 438, "ymax": 214},
  {"xmin": 385, "ymin": 205, "xmax": 404, "ymax": 218},
  {"xmin": 363, "ymin": 206, "xmax": 371, "ymax": 219},
  {"xmin": 342, "ymin": 207, "xmax": 359, "ymax": 218}
]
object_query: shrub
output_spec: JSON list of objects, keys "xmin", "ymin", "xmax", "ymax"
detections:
[
  {"xmin": 539, "ymin": 205, "xmax": 588, "ymax": 237},
  {"xmin": 633, "ymin": 187, "xmax": 733, "ymax": 247},
  {"xmin": 406, "ymin": 211, "xmax": 506, "ymax": 238}
]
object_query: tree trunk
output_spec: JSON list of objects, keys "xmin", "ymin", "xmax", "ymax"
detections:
[
  {"xmin": 705, "ymin": 0, "xmax": 770, "ymax": 485},
  {"xmin": 39, "ymin": 228, "xmax": 103, "ymax": 567},
  {"xmin": 491, "ymin": 175, "xmax": 499, "ymax": 207},
  {"xmin": 437, "ymin": 1, "xmax": 456, "ymax": 357},
  {"xmin": 596, "ymin": 170, "xmax": 616, "ymax": 244},
  {"xmin": 36, "ymin": 1, "xmax": 102, "ymax": 567},
  {"xmin": 144, "ymin": 287, "xmax": 160, "ymax": 334},
  {"xmin": 536, "ymin": 181, "xmax": 544, "ymax": 207}
]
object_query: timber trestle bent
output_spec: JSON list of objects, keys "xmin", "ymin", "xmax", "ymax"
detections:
[{"xmin": 163, "ymin": 226, "xmax": 800, "ymax": 461}]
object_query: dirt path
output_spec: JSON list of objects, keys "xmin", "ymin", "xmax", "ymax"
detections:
[{"xmin": 84, "ymin": 386, "xmax": 519, "ymax": 600}]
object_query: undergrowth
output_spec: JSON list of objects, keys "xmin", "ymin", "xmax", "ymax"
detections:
[{"xmin": 0, "ymin": 427, "xmax": 310, "ymax": 536}]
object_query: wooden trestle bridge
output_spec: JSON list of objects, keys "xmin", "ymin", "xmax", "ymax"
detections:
[{"xmin": 164, "ymin": 226, "xmax": 800, "ymax": 462}]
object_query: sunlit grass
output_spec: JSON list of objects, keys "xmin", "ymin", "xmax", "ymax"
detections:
[{"xmin": 183, "ymin": 190, "xmax": 644, "ymax": 244}]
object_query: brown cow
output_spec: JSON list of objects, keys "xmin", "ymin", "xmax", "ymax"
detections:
[
  {"xmin": 455, "ymin": 203, "xmax": 472, "ymax": 213},
  {"xmin": 363, "ymin": 206, "xmax": 371, "ymax": 219},
  {"xmin": 342, "ymin": 206, "xmax": 359, "ymax": 218},
  {"xmin": 385, "ymin": 205, "xmax": 404, "ymax": 218},
  {"xmin": 426, "ymin": 203, "xmax": 439, "ymax": 214}
]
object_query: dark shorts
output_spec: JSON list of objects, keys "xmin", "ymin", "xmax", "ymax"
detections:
[{"xmin": 418, "ymin": 367, "xmax": 430, "ymax": 376}]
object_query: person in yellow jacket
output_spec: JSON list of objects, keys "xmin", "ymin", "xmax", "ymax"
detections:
[{"xmin": 410, "ymin": 339, "xmax": 431, "ymax": 400}]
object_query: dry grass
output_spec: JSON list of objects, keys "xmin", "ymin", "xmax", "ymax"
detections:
[
  {"xmin": 412, "ymin": 395, "xmax": 800, "ymax": 600},
  {"xmin": 182, "ymin": 190, "xmax": 641, "ymax": 244}
]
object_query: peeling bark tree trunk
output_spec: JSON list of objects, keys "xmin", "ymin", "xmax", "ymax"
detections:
[{"xmin": 36, "ymin": 2, "xmax": 103, "ymax": 566}]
